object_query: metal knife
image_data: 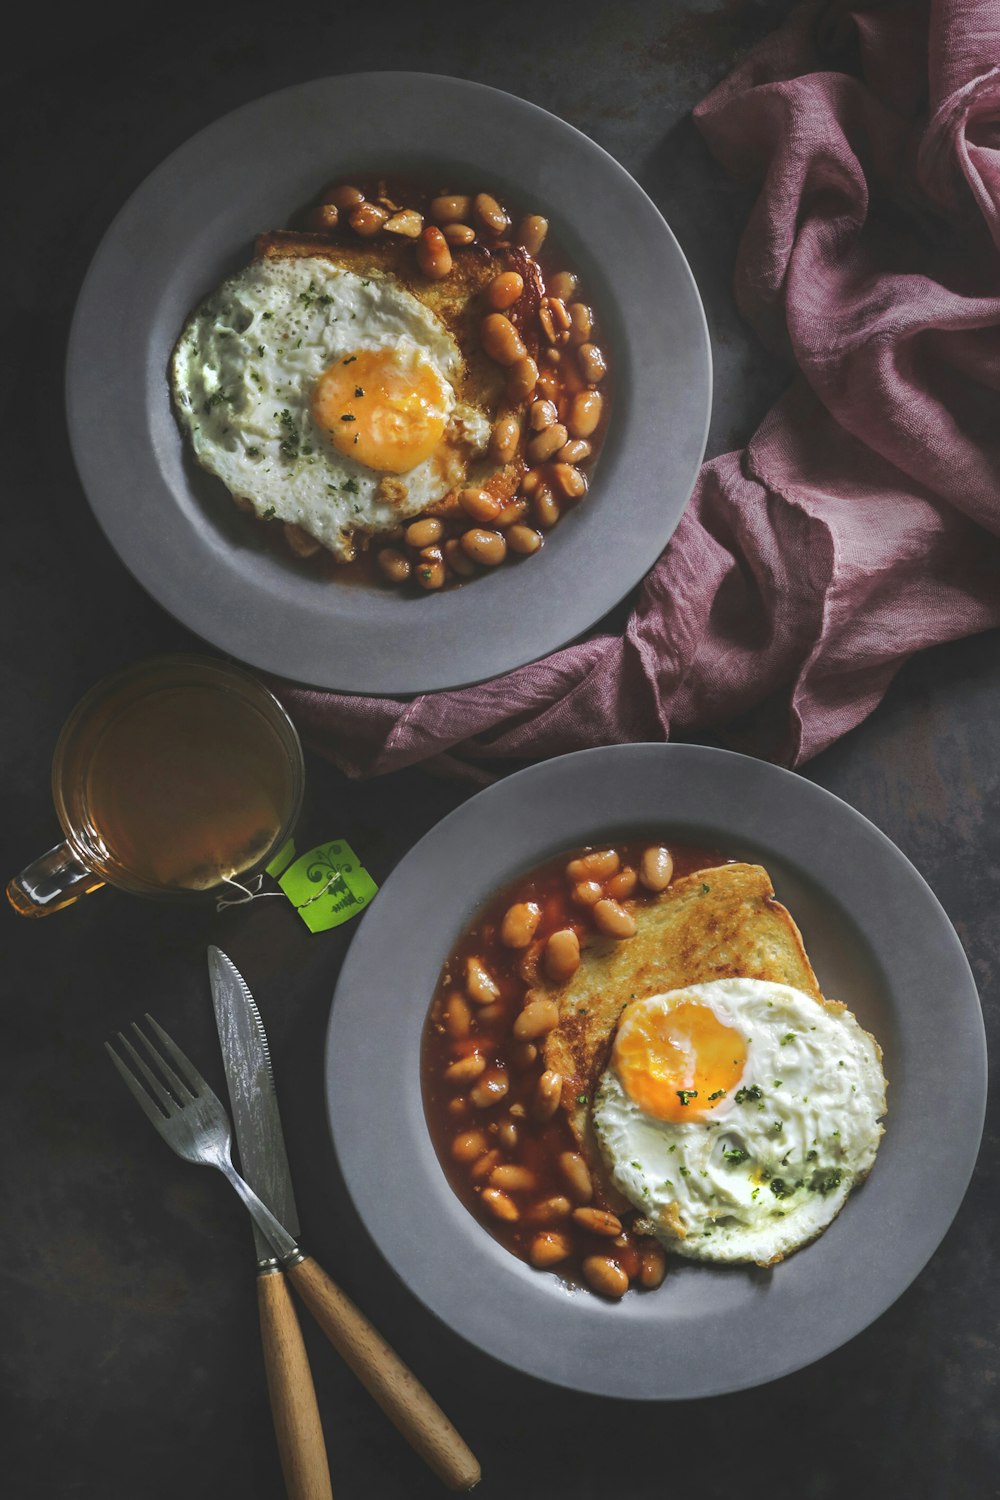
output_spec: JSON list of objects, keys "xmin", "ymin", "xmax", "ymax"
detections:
[
  {"xmin": 208, "ymin": 947, "xmax": 481, "ymax": 1494},
  {"xmin": 208, "ymin": 945, "xmax": 332, "ymax": 1500}
]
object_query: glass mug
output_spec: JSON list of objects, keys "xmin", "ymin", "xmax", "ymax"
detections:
[{"xmin": 8, "ymin": 654, "xmax": 304, "ymax": 918}]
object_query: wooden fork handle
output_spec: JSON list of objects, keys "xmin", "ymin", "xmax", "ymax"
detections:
[
  {"xmin": 258, "ymin": 1267, "xmax": 333, "ymax": 1500},
  {"xmin": 286, "ymin": 1256, "xmax": 480, "ymax": 1492}
]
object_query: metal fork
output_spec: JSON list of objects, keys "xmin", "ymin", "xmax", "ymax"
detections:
[{"xmin": 105, "ymin": 1015, "xmax": 299, "ymax": 1263}]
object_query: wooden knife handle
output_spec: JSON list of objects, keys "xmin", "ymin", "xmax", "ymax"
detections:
[
  {"xmin": 287, "ymin": 1256, "xmax": 480, "ymax": 1492},
  {"xmin": 258, "ymin": 1267, "xmax": 334, "ymax": 1500}
]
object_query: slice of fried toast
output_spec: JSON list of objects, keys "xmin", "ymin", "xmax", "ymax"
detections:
[{"xmin": 542, "ymin": 863, "xmax": 822, "ymax": 1161}]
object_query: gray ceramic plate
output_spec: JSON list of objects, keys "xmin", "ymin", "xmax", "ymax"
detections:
[
  {"xmin": 327, "ymin": 744, "xmax": 986, "ymax": 1398},
  {"xmin": 66, "ymin": 74, "xmax": 711, "ymax": 695}
]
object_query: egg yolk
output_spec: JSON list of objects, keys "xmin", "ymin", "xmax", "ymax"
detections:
[
  {"xmin": 613, "ymin": 1000, "xmax": 748, "ymax": 1123},
  {"xmin": 312, "ymin": 347, "xmax": 451, "ymax": 473}
]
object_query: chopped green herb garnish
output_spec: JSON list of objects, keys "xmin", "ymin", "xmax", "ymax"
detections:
[
  {"xmin": 708, "ymin": 1089, "xmax": 727, "ymax": 1101},
  {"xmin": 342, "ymin": 355, "xmax": 357, "ymax": 365},
  {"xmin": 342, "ymin": 477, "xmax": 359, "ymax": 493},
  {"xmin": 723, "ymin": 1148, "xmax": 749, "ymax": 1164},
  {"xmin": 246, "ymin": 446, "xmax": 261, "ymax": 458},
  {"xmin": 340, "ymin": 414, "xmax": 356, "ymax": 422},
  {"xmin": 676, "ymin": 1089, "xmax": 698, "ymax": 1106},
  {"xmin": 262, "ymin": 506, "xmax": 276, "ymax": 520},
  {"xmin": 354, "ymin": 386, "xmax": 365, "ymax": 398},
  {"xmin": 701, "ymin": 882, "xmax": 710, "ymax": 894},
  {"xmin": 576, "ymin": 1094, "xmax": 588, "ymax": 1106},
  {"xmin": 735, "ymin": 1085, "xmax": 763, "ymax": 1104},
  {"xmin": 780, "ymin": 1033, "xmax": 796, "ymax": 1046},
  {"xmin": 808, "ymin": 1168, "xmax": 843, "ymax": 1195},
  {"xmin": 769, "ymin": 1178, "xmax": 793, "ymax": 1199}
]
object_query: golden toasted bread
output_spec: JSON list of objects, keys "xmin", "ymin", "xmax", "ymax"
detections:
[{"xmin": 542, "ymin": 863, "xmax": 822, "ymax": 1159}]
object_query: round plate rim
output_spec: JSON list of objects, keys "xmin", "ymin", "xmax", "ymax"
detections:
[
  {"xmin": 65, "ymin": 72, "xmax": 712, "ymax": 696},
  {"xmin": 325, "ymin": 743, "xmax": 987, "ymax": 1399}
]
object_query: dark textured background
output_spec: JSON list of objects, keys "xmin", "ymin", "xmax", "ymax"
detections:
[{"xmin": 3, "ymin": 3, "xmax": 997, "ymax": 1496}]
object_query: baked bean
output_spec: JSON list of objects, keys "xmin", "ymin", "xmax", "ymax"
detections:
[
  {"xmin": 405, "ymin": 517, "xmax": 443, "ymax": 549},
  {"xmin": 451, "ymin": 1130, "xmax": 488, "ymax": 1162},
  {"xmin": 471, "ymin": 1148, "xmax": 502, "ymax": 1181},
  {"xmin": 516, "ymin": 214, "xmax": 549, "ymax": 256},
  {"xmin": 308, "ymin": 202, "xmax": 340, "ymax": 232},
  {"xmin": 520, "ymin": 468, "xmax": 544, "ymax": 496},
  {"xmin": 567, "ymin": 849, "xmax": 620, "ymax": 882},
  {"xmin": 582, "ymin": 1256, "xmax": 629, "ymax": 1298},
  {"xmin": 558, "ymin": 1151, "xmax": 594, "ymax": 1204},
  {"xmin": 474, "ymin": 193, "xmax": 510, "ymax": 235},
  {"xmin": 325, "ymin": 183, "xmax": 365, "ymax": 210},
  {"xmin": 284, "ymin": 524, "xmax": 321, "ymax": 559},
  {"xmin": 481, "ymin": 1188, "xmax": 519, "ymax": 1222},
  {"xmin": 535, "ymin": 367, "xmax": 560, "ymax": 402},
  {"xmin": 416, "ymin": 226, "xmax": 453, "ymax": 280},
  {"xmin": 488, "ymin": 271, "xmax": 524, "ymax": 310},
  {"xmin": 500, "ymin": 901, "xmax": 542, "ymax": 949},
  {"xmin": 444, "ymin": 538, "xmax": 476, "ymax": 578},
  {"xmin": 481, "ymin": 313, "xmax": 526, "ymax": 366},
  {"xmin": 508, "ymin": 1102, "xmax": 527, "ymax": 1119},
  {"xmin": 548, "ymin": 270, "xmax": 577, "ymax": 302},
  {"xmin": 572, "ymin": 1207, "xmax": 623, "ymax": 1237},
  {"xmin": 577, "ymin": 343, "xmax": 607, "ymax": 383},
  {"xmin": 470, "ymin": 1069, "xmax": 509, "ymax": 1109},
  {"xmin": 476, "ymin": 193, "xmax": 509, "ymax": 234},
  {"xmin": 443, "ymin": 992, "xmax": 472, "ymax": 1038},
  {"xmin": 513, "ymin": 998, "xmax": 560, "ymax": 1042},
  {"xmin": 466, "ymin": 956, "xmax": 500, "ymax": 1005},
  {"xmin": 475, "ymin": 1003, "xmax": 504, "ymax": 1027},
  {"xmin": 517, "ymin": 940, "xmax": 544, "ymax": 985},
  {"xmin": 529, "ymin": 1231, "xmax": 573, "ymax": 1267},
  {"xmin": 543, "ymin": 347, "xmax": 562, "ymax": 365},
  {"xmin": 442, "ymin": 221, "xmax": 476, "ymax": 245},
  {"xmin": 568, "ymin": 389, "xmax": 603, "ymax": 439},
  {"xmin": 446, "ymin": 1053, "xmax": 486, "ymax": 1084},
  {"xmin": 544, "ymin": 928, "xmax": 580, "ymax": 983},
  {"xmin": 550, "ymin": 463, "xmax": 587, "ymax": 500},
  {"xmin": 639, "ymin": 1242, "xmax": 668, "ymax": 1289},
  {"xmin": 384, "ymin": 208, "xmax": 423, "ymax": 237},
  {"xmin": 640, "ymin": 846, "xmax": 674, "ymax": 892},
  {"xmin": 494, "ymin": 497, "xmax": 529, "ymax": 528},
  {"xmin": 529, "ymin": 399, "xmax": 558, "ymax": 432},
  {"xmin": 526, "ymin": 1195, "xmax": 572, "ymax": 1224},
  {"xmin": 532, "ymin": 1069, "xmax": 564, "ymax": 1123},
  {"xmin": 496, "ymin": 1118, "xmax": 519, "ymax": 1151},
  {"xmin": 507, "ymin": 356, "xmax": 538, "ymax": 402},
  {"xmin": 490, "ymin": 414, "xmax": 521, "ymax": 464},
  {"xmin": 506, "ymin": 524, "xmax": 543, "ymax": 556},
  {"xmin": 461, "ymin": 528, "xmax": 507, "ymax": 567},
  {"xmin": 568, "ymin": 302, "xmax": 593, "ymax": 345},
  {"xmin": 348, "ymin": 202, "xmax": 389, "ymax": 237},
  {"xmin": 556, "ymin": 438, "xmax": 592, "ymax": 464},
  {"xmin": 376, "ymin": 547, "xmax": 411, "ymax": 585},
  {"xmin": 446, "ymin": 1096, "xmax": 469, "ymax": 1118},
  {"xmin": 415, "ymin": 548, "xmax": 446, "ymax": 590},
  {"xmin": 527, "ymin": 424, "xmax": 569, "ymax": 464},
  {"xmin": 459, "ymin": 487, "xmax": 504, "ymax": 524},
  {"xmin": 593, "ymin": 898, "xmax": 637, "ymax": 939},
  {"xmin": 429, "ymin": 194, "xmax": 472, "ymax": 223},
  {"xmin": 548, "ymin": 297, "xmax": 571, "ymax": 331},
  {"xmin": 538, "ymin": 301, "xmax": 557, "ymax": 344},
  {"xmin": 490, "ymin": 1163, "xmax": 536, "ymax": 1192},
  {"xmin": 606, "ymin": 866, "xmax": 638, "ymax": 900},
  {"xmin": 571, "ymin": 880, "xmax": 603, "ymax": 907},
  {"xmin": 509, "ymin": 1041, "xmax": 538, "ymax": 1071}
]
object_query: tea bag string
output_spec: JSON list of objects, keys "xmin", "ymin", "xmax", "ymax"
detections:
[{"xmin": 215, "ymin": 868, "xmax": 345, "ymax": 913}]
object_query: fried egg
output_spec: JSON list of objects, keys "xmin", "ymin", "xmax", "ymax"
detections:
[
  {"xmin": 170, "ymin": 257, "xmax": 491, "ymax": 560},
  {"xmin": 593, "ymin": 979, "xmax": 886, "ymax": 1265}
]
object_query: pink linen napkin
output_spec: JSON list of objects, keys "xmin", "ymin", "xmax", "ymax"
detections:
[{"xmin": 277, "ymin": 0, "xmax": 1000, "ymax": 778}]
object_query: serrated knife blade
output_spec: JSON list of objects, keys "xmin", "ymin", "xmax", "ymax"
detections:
[{"xmin": 208, "ymin": 945, "xmax": 300, "ymax": 1262}]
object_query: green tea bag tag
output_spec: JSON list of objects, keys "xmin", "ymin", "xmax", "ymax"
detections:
[{"xmin": 277, "ymin": 839, "xmax": 378, "ymax": 933}]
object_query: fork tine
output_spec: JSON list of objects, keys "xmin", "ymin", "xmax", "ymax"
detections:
[
  {"xmin": 144, "ymin": 1013, "xmax": 213, "ymax": 1099},
  {"xmin": 104, "ymin": 1041, "xmax": 171, "ymax": 1127},
  {"xmin": 117, "ymin": 1031, "xmax": 178, "ymax": 1113},
  {"xmin": 132, "ymin": 1022, "xmax": 194, "ymax": 1103}
]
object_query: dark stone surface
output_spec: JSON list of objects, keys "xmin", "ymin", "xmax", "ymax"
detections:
[{"xmin": 3, "ymin": 3, "xmax": 997, "ymax": 1497}]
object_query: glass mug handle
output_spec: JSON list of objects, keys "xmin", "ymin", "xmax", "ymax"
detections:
[{"xmin": 7, "ymin": 842, "xmax": 105, "ymax": 917}]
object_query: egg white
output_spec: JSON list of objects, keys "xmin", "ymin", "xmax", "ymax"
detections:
[
  {"xmin": 170, "ymin": 257, "xmax": 490, "ymax": 560},
  {"xmin": 593, "ymin": 979, "xmax": 887, "ymax": 1265}
]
